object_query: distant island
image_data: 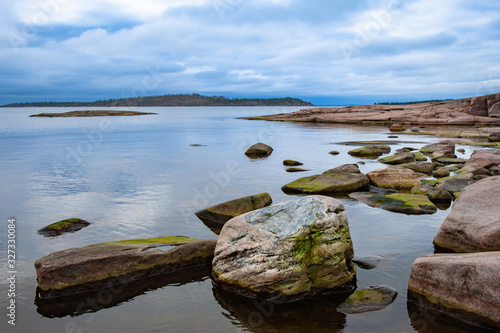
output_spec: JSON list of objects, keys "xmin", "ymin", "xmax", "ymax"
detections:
[
  {"xmin": 3, "ymin": 94, "xmax": 313, "ymax": 107},
  {"xmin": 30, "ymin": 110, "xmax": 156, "ymax": 117}
]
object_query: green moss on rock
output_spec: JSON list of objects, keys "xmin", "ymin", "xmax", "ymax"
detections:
[{"xmin": 38, "ymin": 218, "xmax": 90, "ymax": 237}]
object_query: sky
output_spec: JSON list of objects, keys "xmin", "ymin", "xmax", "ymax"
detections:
[{"xmin": 1, "ymin": 0, "xmax": 500, "ymax": 106}]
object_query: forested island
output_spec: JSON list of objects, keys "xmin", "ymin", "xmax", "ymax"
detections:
[{"xmin": 2, "ymin": 94, "xmax": 313, "ymax": 107}]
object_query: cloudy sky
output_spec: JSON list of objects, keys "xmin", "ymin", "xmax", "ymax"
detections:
[{"xmin": 1, "ymin": 0, "xmax": 500, "ymax": 105}]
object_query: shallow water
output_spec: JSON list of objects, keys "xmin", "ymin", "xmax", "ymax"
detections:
[{"xmin": 0, "ymin": 106, "xmax": 485, "ymax": 332}]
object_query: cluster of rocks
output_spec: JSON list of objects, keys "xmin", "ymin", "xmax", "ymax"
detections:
[{"xmin": 408, "ymin": 176, "xmax": 500, "ymax": 330}]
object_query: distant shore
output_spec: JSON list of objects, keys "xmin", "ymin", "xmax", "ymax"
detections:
[{"xmin": 30, "ymin": 110, "xmax": 156, "ymax": 117}]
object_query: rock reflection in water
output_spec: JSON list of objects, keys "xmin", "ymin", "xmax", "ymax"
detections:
[
  {"xmin": 35, "ymin": 265, "xmax": 212, "ymax": 318},
  {"xmin": 213, "ymin": 285, "xmax": 349, "ymax": 333}
]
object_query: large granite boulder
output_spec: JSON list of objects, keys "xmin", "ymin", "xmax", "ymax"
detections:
[
  {"xmin": 195, "ymin": 193, "xmax": 272, "ymax": 228},
  {"xmin": 245, "ymin": 143, "xmax": 273, "ymax": 157},
  {"xmin": 282, "ymin": 165, "xmax": 369, "ymax": 194},
  {"xmin": 37, "ymin": 218, "xmax": 90, "ymax": 237},
  {"xmin": 467, "ymin": 150, "xmax": 500, "ymax": 168},
  {"xmin": 434, "ymin": 176, "xmax": 500, "ymax": 252},
  {"xmin": 379, "ymin": 152, "xmax": 416, "ymax": 165},
  {"xmin": 212, "ymin": 195, "xmax": 356, "ymax": 302},
  {"xmin": 35, "ymin": 236, "xmax": 217, "ymax": 298},
  {"xmin": 366, "ymin": 167, "xmax": 421, "ymax": 190},
  {"xmin": 348, "ymin": 145, "xmax": 391, "ymax": 157},
  {"xmin": 408, "ymin": 252, "xmax": 500, "ymax": 330}
]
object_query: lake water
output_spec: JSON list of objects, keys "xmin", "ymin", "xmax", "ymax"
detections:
[{"xmin": 0, "ymin": 106, "xmax": 486, "ymax": 332}]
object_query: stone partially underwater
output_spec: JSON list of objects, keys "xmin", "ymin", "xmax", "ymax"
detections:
[
  {"xmin": 212, "ymin": 195, "xmax": 356, "ymax": 302},
  {"xmin": 37, "ymin": 218, "xmax": 90, "ymax": 237},
  {"xmin": 34, "ymin": 236, "xmax": 216, "ymax": 299}
]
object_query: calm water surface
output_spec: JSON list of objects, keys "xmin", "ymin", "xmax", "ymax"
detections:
[{"xmin": 0, "ymin": 107, "xmax": 483, "ymax": 332}]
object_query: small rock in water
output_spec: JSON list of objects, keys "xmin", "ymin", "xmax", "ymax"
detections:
[
  {"xmin": 38, "ymin": 218, "xmax": 90, "ymax": 237},
  {"xmin": 286, "ymin": 167, "xmax": 309, "ymax": 173},
  {"xmin": 338, "ymin": 285, "xmax": 398, "ymax": 314},
  {"xmin": 244, "ymin": 143, "xmax": 273, "ymax": 158},
  {"xmin": 283, "ymin": 159, "xmax": 303, "ymax": 166},
  {"xmin": 353, "ymin": 256, "xmax": 382, "ymax": 270}
]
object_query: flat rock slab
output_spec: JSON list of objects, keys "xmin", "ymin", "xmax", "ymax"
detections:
[
  {"xmin": 408, "ymin": 252, "xmax": 500, "ymax": 330},
  {"xmin": 338, "ymin": 285, "xmax": 398, "ymax": 314},
  {"xmin": 195, "ymin": 193, "xmax": 272, "ymax": 228},
  {"xmin": 350, "ymin": 192, "xmax": 437, "ymax": 215},
  {"xmin": 35, "ymin": 236, "xmax": 217, "ymax": 299},
  {"xmin": 434, "ymin": 176, "xmax": 500, "ymax": 252},
  {"xmin": 348, "ymin": 145, "xmax": 391, "ymax": 157},
  {"xmin": 398, "ymin": 162, "xmax": 433, "ymax": 174},
  {"xmin": 379, "ymin": 152, "xmax": 416, "ymax": 165},
  {"xmin": 411, "ymin": 185, "xmax": 452, "ymax": 202},
  {"xmin": 38, "ymin": 218, "xmax": 90, "ymax": 237},
  {"xmin": 30, "ymin": 110, "xmax": 156, "ymax": 117},
  {"xmin": 468, "ymin": 150, "xmax": 500, "ymax": 168},
  {"xmin": 366, "ymin": 167, "xmax": 421, "ymax": 190},
  {"xmin": 212, "ymin": 195, "xmax": 356, "ymax": 302},
  {"xmin": 282, "ymin": 171, "xmax": 369, "ymax": 194}
]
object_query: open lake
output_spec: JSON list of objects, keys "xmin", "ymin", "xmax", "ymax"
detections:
[{"xmin": 0, "ymin": 106, "xmax": 484, "ymax": 332}]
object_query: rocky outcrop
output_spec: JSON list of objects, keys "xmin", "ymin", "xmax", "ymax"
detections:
[
  {"xmin": 35, "ymin": 236, "xmax": 217, "ymax": 299},
  {"xmin": 408, "ymin": 252, "xmax": 500, "ymax": 330},
  {"xmin": 244, "ymin": 143, "xmax": 273, "ymax": 157},
  {"xmin": 379, "ymin": 152, "xmax": 416, "ymax": 165},
  {"xmin": 195, "ymin": 193, "xmax": 272, "ymax": 228},
  {"xmin": 212, "ymin": 196, "xmax": 356, "ymax": 302},
  {"xmin": 37, "ymin": 218, "xmax": 90, "ymax": 237},
  {"xmin": 366, "ymin": 167, "xmax": 421, "ymax": 190},
  {"xmin": 247, "ymin": 93, "xmax": 500, "ymax": 125},
  {"xmin": 411, "ymin": 185, "xmax": 452, "ymax": 202},
  {"xmin": 348, "ymin": 145, "xmax": 391, "ymax": 157},
  {"xmin": 282, "ymin": 165, "xmax": 369, "ymax": 194},
  {"xmin": 338, "ymin": 285, "xmax": 398, "ymax": 314},
  {"xmin": 490, "ymin": 102, "xmax": 500, "ymax": 118},
  {"xmin": 434, "ymin": 176, "xmax": 500, "ymax": 252},
  {"xmin": 349, "ymin": 192, "xmax": 437, "ymax": 215}
]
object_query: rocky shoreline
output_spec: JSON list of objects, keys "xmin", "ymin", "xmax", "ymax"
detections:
[
  {"xmin": 247, "ymin": 92, "xmax": 500, "ymax": 127},
  {"xmin": 30, "ymin": 110, "xmax": 156, "ymax": 117}
]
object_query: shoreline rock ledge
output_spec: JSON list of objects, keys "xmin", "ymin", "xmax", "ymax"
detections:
[
  {"xmin": 35, "ymin": 236, "xmax": 217, "ymax": 299},
  {"xmin": 212, "ymin": 195, "xmax": 356, "ymax": 302}
]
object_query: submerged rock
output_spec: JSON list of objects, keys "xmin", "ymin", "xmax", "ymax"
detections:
[
  {"xmin": 348, "ymin": 145, "xmax": 391, "ymax": 157},
  {"xmin": 282, "ymin": 165, "xmax": 369, "ymax": 194},
  {"xmin": 434, "ymin": 176, "xmax": 500, "ymax": 252},
  {"xmin": 350, "ymin": 192, "xmax": 437, "ymax": 215},
  {"xmin": 338, "ymin": 285, "xmax": 398, "ymax": 314},
  {"xmin": 286, "ymin": 167, "xmax": 309, "ymax": 173},
  {"xmin": 37, "ymin": 218, "xmax": 90, "ymax": 237},
  {"xmin": 366, "ymin": 167, "xmax": 421, "ymax": 190},
  {"xmin": 195, "ymin": 193, "xmax": 272, "ymax": 228},
  {"xmin": 408, "ymin": 252, "xmax": 500, "ymax": 330},
  {"xmin": 352, "ymin": 256, "xmax": 382, "ymax": 270},
  {"xmin": 35, "ymin": 236, "xmax": 217, "ymax": 299},
  {"xmin": 244, "ymin": 143, "xmax": 273, "ymax": 157},
  {"xmin": 212, "ymin": 195, "xmax": 356, "ymax": 302}
]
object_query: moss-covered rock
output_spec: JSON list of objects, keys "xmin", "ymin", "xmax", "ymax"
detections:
[
  {"xmin": 413, "ymin": 151, "xmax": 428, "ymax": 162},
  {"xmin": 350, "ymin": 192, "xmax": 437, "ymax": 215},
  {"xmin": 433, "ymin": 168, "xmax": 451, "ymax": 178},
  {"xmin": 411, "ymin": 185, "xmax": 452, "ymax": 202},
  {"xmin": 35, "ymin": 236, "xmax": 217, "ymax": 299},
  {"xmin": 398, "ymin": 162, "xmax": 433, "ymax": 174},
  {"xmin": 212, "ymin": 196, "xmax": 356, "ymax": 302},
  {"xmin": 282, "ymin": 168, "xmax": 369, "ymax": 194},
  {"xmin": 329, "ymin": 151, "xmax": 340, "ymax": 155},
  {"xmin": 37, "ymin": 218, "xmax": 90, "ymax": 237},
  {"xmin": 283, "ymin": 159, "xmax": 303, "ymax": 166},
  {"xmin": 338, "ymin": 285, "xmax": 398, "ymax": 314},
  {"xmin": 379, "ymin": 152, "xmax": 416, "ymax": 165},
  {"xmin": 348, "ymin": 145, "xmax": 391, "ymax": 157},
  {"xmin": 286, "ymin": 167, "xmax": 309, "ymax": 173},
  {"xmin": 434, "ymin": 157, "xmax": 468, "ymax": 164},
  {"xmin": 195, "ymin": 193, "xmax": 272, "ymax": 228}
]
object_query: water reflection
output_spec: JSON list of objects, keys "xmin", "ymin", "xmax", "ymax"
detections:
[
  {"xmin": 213, "ymin": 286, "xmax": 348, "ymax": 333},
  {"xmin": 35, "ymin": 265, "xmax": 211, "ymax": 318}
]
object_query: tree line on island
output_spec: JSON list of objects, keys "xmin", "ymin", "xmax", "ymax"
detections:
[{"xmin": 2, "ymin": 94, "xmax": 313, "ymax": 107}]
